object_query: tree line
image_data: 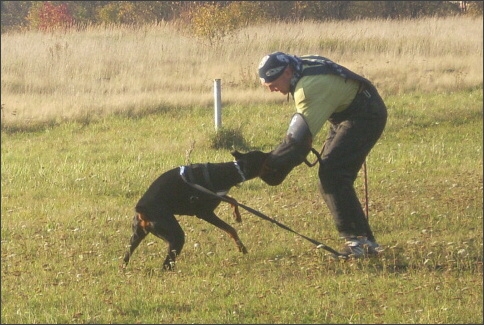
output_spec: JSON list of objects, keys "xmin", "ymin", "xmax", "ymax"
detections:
[{"xmin": 1, "ymin": 1, "xmax": 482, "ymax": 34}]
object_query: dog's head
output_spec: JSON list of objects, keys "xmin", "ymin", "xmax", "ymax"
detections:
[{"xmin": 231, "ymin": 150, "xmax": 270, "ymax": 181}]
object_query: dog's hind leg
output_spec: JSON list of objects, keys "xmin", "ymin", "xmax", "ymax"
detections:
[
  {"xmin": 123, "ymin": 213, "xmax": 149, "ymax": 267},
  {"xmin": 196, "ymin": 211, "xmax": 248, "ymax": 254},
  {"xmin": 149, "ymin": 214, "xmax": 185, "ymax": 271}
]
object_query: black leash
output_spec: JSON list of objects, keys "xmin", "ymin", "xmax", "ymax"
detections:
[
  {"xmin": 223, "ymin": 195, "xmax": 343, "ymax": 257},
  {"xmin": 181, "ymin": 175, "xmax": 344, "ymax": 258}
]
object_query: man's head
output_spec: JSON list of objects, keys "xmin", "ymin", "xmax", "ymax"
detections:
[{"xmin": 258, "ymin": 52, "xmax": 294, "ymax": 95}]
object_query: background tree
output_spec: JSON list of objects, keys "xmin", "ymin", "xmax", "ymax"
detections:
[
  {"xmin": 187, "ymin": 1, "xmax": 265, "ymax": 44},
  {"xmin": 1, "ymin": 1, "xmax": 31, "ymax": 32},
  {"xmin": 27, "ymin": 1, "xmax": 74, "ymax": 31},
  {"xmin": 0, "ymin": 1, "xmax": 479, "ymax": 33}
]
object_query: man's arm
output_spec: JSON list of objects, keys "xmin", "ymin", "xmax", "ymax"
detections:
[{"xmin": 260, "ymin": 114, "xmax": 312, "ymax": 185}]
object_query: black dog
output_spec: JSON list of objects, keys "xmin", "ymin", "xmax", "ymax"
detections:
[{"xmin": 123, "ymin": 150, "xmax": 270, "ymax": 270}]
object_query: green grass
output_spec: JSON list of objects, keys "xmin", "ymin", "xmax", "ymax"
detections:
[{"xmin": 1, "ymin": 88, "xmax": 482, "ymax": 323}]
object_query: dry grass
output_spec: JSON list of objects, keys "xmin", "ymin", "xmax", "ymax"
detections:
[{"xmin": 1, "ymin": 16, "xmax": 482, "ymax": 125}]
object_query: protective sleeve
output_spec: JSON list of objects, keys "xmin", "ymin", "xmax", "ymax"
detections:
[{"xmin": 260, "ymin": 114, "xmax": 313, "ymax": 186}]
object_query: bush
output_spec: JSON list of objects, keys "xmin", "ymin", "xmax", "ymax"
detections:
[
  {"xmin": 27, "ymin": 2, "xmax": 74, "ymax": 31},
  {"xmin": 187, "ymin": 2, "xmax": 265, "ymax": 44},
  {"xmin": 209, "ymin": 127, "xmax": 248, "ymax": 150}
]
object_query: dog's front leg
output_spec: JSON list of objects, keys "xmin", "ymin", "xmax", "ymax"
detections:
[
  {"xmin": 196, "ymin": 211, "xmax": 248, "ymax": 254},
  {"xmin": 232, "ymin": 204, "xmax": 242, "ymax": 223},
  {"xmin": 223, "ymin": 195, "xmax": 242, "ymax": 223}
]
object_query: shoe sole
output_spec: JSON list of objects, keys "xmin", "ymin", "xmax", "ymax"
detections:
[{"xmin": 331, "ymin": 249, "xmax": 381, "ymax": 260}]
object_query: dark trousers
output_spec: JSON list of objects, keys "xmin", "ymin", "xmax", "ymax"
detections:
[{"xmin": 318, "ymin": 86, "xmax": 387, "ymax": 241}]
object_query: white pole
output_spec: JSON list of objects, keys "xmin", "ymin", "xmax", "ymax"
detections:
[{"xmin": 214, "ymin": 79, "xmax": 222, "ymax": 130}]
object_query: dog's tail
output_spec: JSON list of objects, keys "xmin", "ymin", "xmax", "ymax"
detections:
[{"xmin": 123, "ymin": 213, "xmax": 150, "ymax": 266}]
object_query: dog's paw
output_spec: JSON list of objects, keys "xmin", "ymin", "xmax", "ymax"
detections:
[{"xmin": 240, "ymin": 245, "xmax": 248, "ymax": 254}]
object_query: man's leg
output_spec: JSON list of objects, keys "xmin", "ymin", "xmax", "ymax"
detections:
[{"xmin": 318, "ymin": 121, "xmax": 376, "ymax": 240}]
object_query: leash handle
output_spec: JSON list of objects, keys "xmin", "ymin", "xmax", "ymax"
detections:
[{"xmin": 304, "ymin": 147, "xmax": 322, "ymax": 167}]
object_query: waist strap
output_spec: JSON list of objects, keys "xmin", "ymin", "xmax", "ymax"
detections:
[
  {"xmin": 357, "ymin": 82, "xmax": 372, "ymax": 99},
  {"xmin": 328, "ymin": 84, "xmax": 375, "ymax": 124}
]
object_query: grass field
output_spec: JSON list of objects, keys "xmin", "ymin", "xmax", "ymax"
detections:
[{"xmin": 1, "ymin": 16, "xmax": 483, "ymax": 324}]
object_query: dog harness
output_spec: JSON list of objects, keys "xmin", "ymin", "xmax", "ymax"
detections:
[{"xmin": 179, "ymin": 162, "xmax": 246, "ymax": 196}]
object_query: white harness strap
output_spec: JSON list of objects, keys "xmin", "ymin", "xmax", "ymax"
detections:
[{"xmin": 234, "ymin": 162, "xmax": 246, "ymax": 182}]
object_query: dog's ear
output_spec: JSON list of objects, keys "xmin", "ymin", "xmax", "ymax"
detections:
[{"xmin": 231, "ymin": 150, "xmax": 242, "ymax": 159}]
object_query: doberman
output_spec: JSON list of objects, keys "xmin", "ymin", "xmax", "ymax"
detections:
[{"xmin": 123, "ymin": 150, "xmax": 270, "ymax": 271}]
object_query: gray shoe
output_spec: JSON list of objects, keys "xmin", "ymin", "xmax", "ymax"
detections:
[{"xmin": 338, "ymin": 236, "xmax": 382, "ymax": 258}]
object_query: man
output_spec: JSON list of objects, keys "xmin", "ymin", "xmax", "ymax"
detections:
[{"xmin": 258, "ymin": 52, "xmax": 387, "ymax": 258}]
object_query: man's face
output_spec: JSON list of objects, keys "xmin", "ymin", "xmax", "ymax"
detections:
[{"xmin": 261, "ymin": 67, "xmax": 292, "ymax": 95}]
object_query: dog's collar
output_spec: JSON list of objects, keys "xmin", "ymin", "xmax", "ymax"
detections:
[{"xmin": 234, "ymin": 162, "xmax": 246, "ymax": 182}]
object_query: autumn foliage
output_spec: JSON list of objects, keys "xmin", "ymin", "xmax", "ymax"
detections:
[
  {"xmin": 1, "ymin": 1, "xmax": 481, "ymax": 35},
  {"xmin": 28, "ymin": 2, "xmax": 73, "ymax": 31}
]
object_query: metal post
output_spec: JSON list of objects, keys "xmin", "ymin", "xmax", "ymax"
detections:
[{"xmin": 214, "ymin": 79, "xmax": 222, "ymax": 130}]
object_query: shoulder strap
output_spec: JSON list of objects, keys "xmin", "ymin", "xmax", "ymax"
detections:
[
  {"xmin": 180, "ymin": 164, "xmax": 214, "ymax": 191},
  {"xmin": 302, "ymin": 65, "xmax": 333, "ymax": 76},
  {"xmin": 300, "ymin": 56, "xmax": 374, "ymax": 88},
  {"xmin": 202, "ymin": 163, "xmax": 215, "ymax": 191}
]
